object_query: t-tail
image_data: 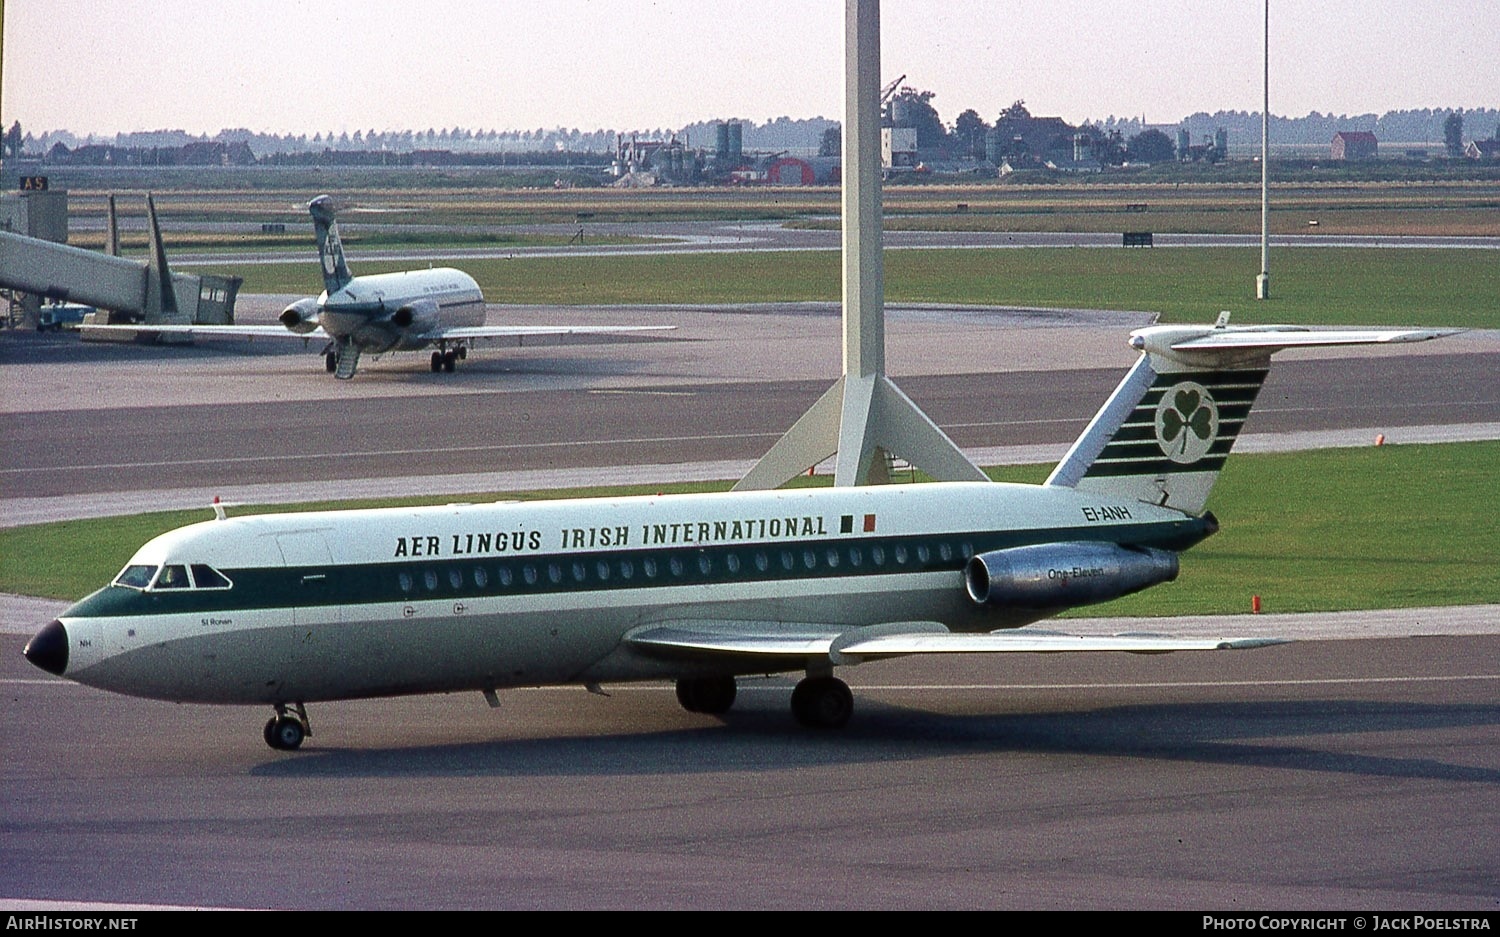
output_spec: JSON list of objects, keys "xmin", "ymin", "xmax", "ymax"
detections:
[
  {"xmin": 308, "ymin": 195, "xmax": 353, "ymax": 295},
  {"xmin": 1045, "ymin": 313, "xmax": 1457, "ymax": 515}
]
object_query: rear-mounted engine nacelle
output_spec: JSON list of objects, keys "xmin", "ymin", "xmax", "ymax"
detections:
[
  {"xmin": 278, "ymin": 298, "xmax": 322, "ymax": 334},
  {"xmin": 965, "ymin": 541, "xmax": 1179, "ymax": 609},
  {"xmin": 390, "ymin": 299, "xmax": 439, "ymax": 335}
]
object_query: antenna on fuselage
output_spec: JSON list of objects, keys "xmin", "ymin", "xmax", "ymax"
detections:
[{"xmin": 733, "ymin": 0, "xmax": 986, "ymax": 489}]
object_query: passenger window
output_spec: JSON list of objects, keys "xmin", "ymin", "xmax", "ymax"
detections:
[
  {"xmin": 424, "ymin": 570, "xmax": 439, "ymax": 592},
  {"xmin": 448, "ymin": 568, "xmax": 464, "ymax": 589},
  {"xmin": 473, "ymin": 567, "xmax": 488, "ymax": 588},
  {"xmin": 398, "ymin": 571, "xmax": 414, "ymax": 594}
]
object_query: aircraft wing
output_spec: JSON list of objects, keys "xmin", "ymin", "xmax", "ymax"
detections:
[
  {"xmin": 1169, "ymin": 327, "xmax": 1461, "ymax": 351},
  {"xmin": 415, "ymin": 324, "xmax": 675, "ymax": 341},
  {"xmin": 627, "ymin": 622, "xmax": 1285, "ymax": 664},
  {"xmin": 81, "ymin": 323, "xmax": 324, "ymax": 339}
]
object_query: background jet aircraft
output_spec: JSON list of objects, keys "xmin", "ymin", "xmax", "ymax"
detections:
[
  {"xmin": 101, "ymin": 195, "xmax": 671, "ymax": 378},
  {"xmin": 23, "ymin": 318, "xmax": 1453, "ymax": 750}
]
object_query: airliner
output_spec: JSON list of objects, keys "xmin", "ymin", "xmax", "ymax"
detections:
[
  {"xmin": 104, "ymin": 195, "xmax": 670, "ymax": 379},
  {"xmin": 24, "ymin": 317, "xmax": 1450, "ymax": 749}
]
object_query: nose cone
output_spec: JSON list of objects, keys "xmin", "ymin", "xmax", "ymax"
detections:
[{"xmin": 24, "ymin": 620, "xmax": 69, "ymax": 675}]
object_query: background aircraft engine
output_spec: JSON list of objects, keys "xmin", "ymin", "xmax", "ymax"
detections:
[
  {"xmin": 390, "ymin": 299, "xmax": 440, "ymax": 335},
  {"xmin": 965, "ymin": 542, "xmax": 1179, "ymax": 609},
  {"xmin": 277, "ymin": 298, "xmax": 322, "ymax": 334}
]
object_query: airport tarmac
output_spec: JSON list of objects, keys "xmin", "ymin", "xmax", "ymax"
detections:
[{"xmin": 2, "ymin": 303, "xmax": 1497, "ymax": 910}]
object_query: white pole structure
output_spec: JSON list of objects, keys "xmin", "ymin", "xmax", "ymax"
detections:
[
  {"xmin": 734, "ymin": 0, "xmax": 986, "ymax": 490},
  {"xmin": 1256, "ymin": 0, "xmax": 1271, "ymax": 300}
]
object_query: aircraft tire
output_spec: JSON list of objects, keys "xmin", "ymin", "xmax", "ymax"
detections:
[
  {"xmin": 430, "ymin": 352, "xmax": 443, "ymax": 373},
  {"xmin": 791, "ymin": 676, "xmax": 853, "ymax": 729},
  {"xmin": 265, "ymin": 715, "xmax": 305, "ymax": 751},
  {"xmin": 325, "ymin": 352, "xmax": 337, "ymax": 373},
  {"xmin": 442, "ymin": 351, "xmax": 457, "ymax": 373},
  {"xmin": 675, "ymin": 676, "xmax": 737, "ymax": 714}
]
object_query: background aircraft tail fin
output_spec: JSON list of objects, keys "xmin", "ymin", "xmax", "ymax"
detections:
[
  {"xmin": 308, "ymin": 195, "xmax": 353, "ymax": 294},
  {"xmin": 1045, "ymin": 316, "xmax": 1456, "ymax": 515}
]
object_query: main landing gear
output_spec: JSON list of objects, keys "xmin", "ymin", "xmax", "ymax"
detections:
[
  {"xmin": 430, "ymin": 346, "xmax": 468, "ymax": 373},
  {"xmin": 673, "ymin": 673, "xmax": 855, "ymax": 729},
  {"xmin": 264, "ymin": 702, "xmax": 310, "ymax": 751}
]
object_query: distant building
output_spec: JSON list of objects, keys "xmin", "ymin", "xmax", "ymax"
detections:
[
  {"xmin": 1463, "ymin": 139, "xmax": 1500, "ymax": 161},
  {"xmin": 882, "ymin": 127, "xmax": 917, "ymax": 169},
  {"xmin": 1331, "ymin": 131, "xmax": 1379, "ymax": 161}
]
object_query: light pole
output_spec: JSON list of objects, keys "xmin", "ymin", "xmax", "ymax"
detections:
[{"xmin": 1257, "ymin": 0, "xmax": 1271, "ymax": 300}]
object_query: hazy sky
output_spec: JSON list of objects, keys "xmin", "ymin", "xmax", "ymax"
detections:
[{"xmin": 3, "ymin": 0, "xmax": 1496, "ymax": 136}]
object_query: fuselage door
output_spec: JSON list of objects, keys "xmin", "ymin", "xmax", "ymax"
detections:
[{"xmin": 275, "ymin": 531, "xmax": 339, "ymax": 626}]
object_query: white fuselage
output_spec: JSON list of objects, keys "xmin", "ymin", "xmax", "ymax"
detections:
[
  {"xmin": 318, "ymin": 268, "xmax": 486, "ymax": 353},
  {"xmin": 48, "ymin": 483, "xmax": 1211, "ymax": 706}
]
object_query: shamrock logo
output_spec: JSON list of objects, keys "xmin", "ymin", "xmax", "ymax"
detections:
[{"xmin": 1154, "ymin": 381, "xmax": 1218, "ymax": 464}]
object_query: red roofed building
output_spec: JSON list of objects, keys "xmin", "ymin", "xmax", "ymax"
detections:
[{"xmin": 1332, "ymin": 131, "xmax": 1379, "ymax": 161}]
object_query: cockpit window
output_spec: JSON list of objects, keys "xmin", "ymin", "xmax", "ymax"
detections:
[
  {"xmin": 190, "ymin": 564, "xmax": 232, "ymax": 589},
  {"xmin": 114, "ymin": 565, "xmax": 157, "ymax": 589},
  {"xmin": 154, "ymin": 565, "xmax": 190, "ymax": 589},
  {"xmin": 113, "ymin": 563, "xmax": 235, "ymax": 591}
]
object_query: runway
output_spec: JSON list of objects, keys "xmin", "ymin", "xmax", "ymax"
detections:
[
  {"xmin": 3, "ymin": 631, "xmax": 1496, "ymax": 910},
  {"xmin": 159, "ymin": 220, "xmax": 1500, "ymax": 266},
  {"xmin": 2, "ymin": 303, "xmax": 1497, "ymax": 910}
]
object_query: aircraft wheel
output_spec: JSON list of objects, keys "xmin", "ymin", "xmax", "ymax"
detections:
[
  {"xmin": 430, "ymin": 351, "xmax": 443, "ymax": 373},
  {"xmin": 442, "ymin": 351, "xmax": 457, "ymax": 373},
  {"xmin": 456, "ymin": 346, "xmax": 468, "ymax": 360},
  {"xmin": 264, "ymin": 715, "xmax": 306, "ymax": 751},
  {"xmin": 675, "ymin": 676, "xmax": 737, "ymax": 714},
  {"xmin": 325, "ymin": 351, "xmax": 337, "ymax": 373},
  {"xmin": 791, "ymin": 676, "xmax": 853, "ymax": 729}
]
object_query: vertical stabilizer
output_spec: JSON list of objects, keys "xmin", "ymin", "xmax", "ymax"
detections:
[
  {"xmin": 104, "ymin": 195, "xmax": 120, "ymax": 257},
  {"xmin": 308, "ymin": 195, "xmax": 353, "ymax": 295},
  {"xmin": 143, "ymin": 194, "xmax": 181, "ymax": 323},
  {"xmin": 1046, "ymin": 317, "xmax": 1456, "ymax": 515}
]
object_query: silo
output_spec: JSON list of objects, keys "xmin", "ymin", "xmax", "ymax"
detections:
[
  {"xmin": 716, "ymin": 123, "xmax": 731, "ymax": 160},
  {"xmin": 727, "ymin": 122, "xmax": 743, "ymax": 161},
  {"xmin": 985, "ymin": 127, "xmax": 1004, "ymax": 165},
  {"xmin": 1214, "ymin": 128, "xmax": 1229, "ymax": 158},
  {"xmin": 1177, "ymin": 127, "xmax": 1191, "ymax": 161}
]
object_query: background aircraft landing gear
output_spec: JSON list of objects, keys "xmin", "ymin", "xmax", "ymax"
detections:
[
  {"xmin": 791, "ymin": 676, "xmax": 853, "ymax": 729},
  {"xmin": 675, "ymin": 676, "xmax": 737, "ymax": 714},
  {"xmin": 431, "ymin": 350, "xmax": 458, "ymax": 373},
  {"xmin": 263, "ymin": 703, "xmax": 310, "ymax": 751},
  {"xmin": 324, "ymin": 351, "xmax": 337, "ymax": 373}
]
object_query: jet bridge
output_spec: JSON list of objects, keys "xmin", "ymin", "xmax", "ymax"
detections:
[{"xmin": 0, "ymin": 191, "xmax": 240, "ymax": 332}]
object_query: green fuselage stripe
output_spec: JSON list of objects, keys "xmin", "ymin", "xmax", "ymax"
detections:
[{"xmin": 69, "ymin": 519, "xmax": 1213, "ymax": 619}]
